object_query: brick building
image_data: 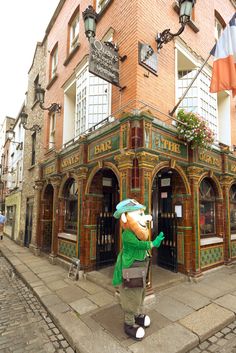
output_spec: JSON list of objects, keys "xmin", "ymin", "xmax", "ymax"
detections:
[{"xmin": 23, "ymin": 0, "xmax": 236, "ymax": 278}]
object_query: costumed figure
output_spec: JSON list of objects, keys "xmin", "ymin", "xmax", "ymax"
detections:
[{"xmin": 112, "ymin": 199, "xmax": 164, "ymax": 340}]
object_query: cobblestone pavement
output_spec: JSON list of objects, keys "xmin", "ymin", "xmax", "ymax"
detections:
[
  {"xmin": 188, "ymin": 321, "xmax": 236, "ymax": 353},
  {"xmin": 0, "ymin": 254, "xmax": 75, "ymax": 353}
]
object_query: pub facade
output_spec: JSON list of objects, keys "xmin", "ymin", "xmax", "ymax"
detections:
[
  {"xmin": 18, "ymin": 0, "xmax": 236, "ymax": 278},
  {"xmin": 36, "ymin": 110, "xmax": 236, "ymax": 277}
]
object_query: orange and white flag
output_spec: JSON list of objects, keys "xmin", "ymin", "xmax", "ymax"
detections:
[{"xmin": 210, "ymin": 13, "xmax": 236, "ymax": 97}]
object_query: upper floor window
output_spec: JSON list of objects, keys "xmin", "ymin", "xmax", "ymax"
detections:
[
  {"xmin": 31, "ymin": 132, "xmax": 36, "ymax": 166},
  {"xmin": 49, "ymin": 113, "xmax": 56, "ymax": 149},
  {"xmin": 176, "ymin": 48, "xmax": 231, "ymax": 146},
  {"xmin": 214, "ymin": 11, "xmax": 226, "ymax": 41},
  {"xmin": 50, "ymin": 45, "xmax": 58, "ymax": 80},
  {"xmin": 96, "ymin": 0, "xmax": 110, "ymax": 13},
  {"xmin": 69, "ymin": 12, "xmax": 80, "ymax": 52},
  {"xmin": 214, "ymin": 17, "xmax": 223, "ymax": 41},
  {"xmin": 75, "ymin": 65, "xmax": 110, "ymax": 136},
  {"xmin": 34, "ymin": 75, "xmax": 39, "ymax": 103}
]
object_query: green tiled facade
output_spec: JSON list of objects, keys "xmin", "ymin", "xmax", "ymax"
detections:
[
  {"xmin": 200, "ymin": 246, "xmax": 224, "ymax": 268},
  {"xmin": 58, "ymin": 239, "xmax": 76, "ymax": 259},
  {"xmin": 231, "ymin": 241, "xmax": 236, "ymax": 258}
]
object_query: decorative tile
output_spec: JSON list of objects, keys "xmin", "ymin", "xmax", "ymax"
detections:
[{"xmin": 200, "ymin": 246, "xmax": 223, "ymax": 268}]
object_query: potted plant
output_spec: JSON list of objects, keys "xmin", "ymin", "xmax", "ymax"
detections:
[{"xmin": 176, "ymin": 109, "xmax": 214, "ymax": 149}]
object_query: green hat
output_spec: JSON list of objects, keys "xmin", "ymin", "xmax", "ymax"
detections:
[{"xmin": 113, "ymin": 199, "xmax": 146, "ymax": 219}]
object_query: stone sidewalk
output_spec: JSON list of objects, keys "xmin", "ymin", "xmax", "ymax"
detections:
[{"xmin": 1, "ymin": 237, "xmax": 236, "ymax": 353}]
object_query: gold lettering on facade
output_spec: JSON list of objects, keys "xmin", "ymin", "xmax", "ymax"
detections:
[
  {"xmin": 45, "ymin": 165, "xmax": 55, "ymax": 176},
  {"xmin": 231, "ymin": 164, "xmax": 236, "ymax": 172},
  {"xmin": 199, "ymin": 152, "xmax": 220, "ymax": 167},
  {"xmin": 155, "ymin": 137, "xmax": 181, "ymax": 154},
  {"xmin": 94, "ymin": 140, "xmax": 112, "ymax": 155},
  {"xmin": 61, "ymin": 155, "xmax": 80, "ymax": 169}
]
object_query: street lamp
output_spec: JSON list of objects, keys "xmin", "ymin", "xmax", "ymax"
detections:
[
  {"xmin": 35, "ymin": 84, "xmax": 61, "ymax": 113},
  {"xmin": 156, "ymin": 0, "xmax": 196, "ymax": 51},
  {"xmin": 20, "ymin": 111, "xmax": 41, "ymax": 133},
  {"xmin": 6, "ymin": 129, "xmax": 24, "ymax": 149},
  {"xmin": 82, "ymin": 5, "xmax": 98, "ymax": 41}
]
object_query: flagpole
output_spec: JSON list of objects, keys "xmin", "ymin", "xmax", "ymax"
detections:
[{"xmin": 169, "ymin": 53, "xmax": 212, "ymax": 116}]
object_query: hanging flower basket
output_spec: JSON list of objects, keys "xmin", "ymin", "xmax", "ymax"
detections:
[{"xmin": 176, "ymin": 109, "xmax": 214, "ymax": 149}]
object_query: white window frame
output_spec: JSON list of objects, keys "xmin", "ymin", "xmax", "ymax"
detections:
[
  {"xmin": 70, "ymin": 15, "xmax": 80, "ymax": 52},
  {"xmin": 75, "ymin": 62, "xmax": 111, "ymax": 137},
  {"xmin": 51, "ymin": 46, "xmax": 58, "ymax": 78},
  {"xmin": 49, "ymin": 113, "xmax": 56, "ymax": 149},
  {"xmin": 96, "ymin": 0, "xmax": 110, "ymax": 13}
]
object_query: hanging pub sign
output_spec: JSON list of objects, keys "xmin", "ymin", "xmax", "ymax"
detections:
[{"xmin": 89, "ymin": 39, "xmax": 120, "ymax": 86}]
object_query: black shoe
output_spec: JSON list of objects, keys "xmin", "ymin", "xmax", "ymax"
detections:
[
  {"xmin": 0, "ymin": 235, "xmax": 2, "ymax": 240},
  {"xmin": 135, "ymin": 314, "xmax": 151, "ymax": 328},
  {"xmin": 124, "ymin": 323, "xmax": 145, "ymax": 340}
]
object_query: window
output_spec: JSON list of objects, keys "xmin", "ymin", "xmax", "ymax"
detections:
[
  {"xmin": 75, "ymin": 65, "xmax": 110, "ymax": 136},
  {"xmin": 31, "ymin": 132, "xmax": 36, "ymax": 166},
  {"xmin": 214, "ymin": 17, "xmax": 224, "ymax": 41},
  {"xmin": 34, "ymin": 75, "xmax": 39, "ymax": 102},
  {"xmin": 230, "ymin": 185, "xmax": 236, "ymax": 233},
  {"xmin": 199, "ymin": 178, "xmax": 216, "ymax": 237},
  {"xmin": 6, "ymin": 206, "xmax": 14, "ymax": 226},
  {"xmin": 69, "ymin": 12, "xmax": 80, "ymax": 52},
  {"xmin": 49, "ymin": 113, "xmax": 56, "ymax": 149},
  {"xmin": 96, "ymin": 0, "xmax": 110, "ymax": 13},
  {"xmin": 63, "ymin": 179, "xmax": 78, "ymax": 233},
  {"xmin": 50, "ymin": 45, "xmax": 58, "ymax": 79}
]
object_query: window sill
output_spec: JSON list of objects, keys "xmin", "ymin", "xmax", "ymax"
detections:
[
  {"xmin": 200, "ymin": 237, "xmax": 223, "ymax": 246},
  {"xmin": 31, "ymin": 99, "xmax": 38, "ymax": 110},
  {"xmin": 28, "ymin": 164, "xmax": 36, "ymax": 171},
  {"xmin": 58, "ymin": 232, "xmax": 77, "ymax": 242},
  {"xmin": 46, "ymin": 73, "xmax": 58, "ymax": 90},
  {"xmin": 64, "ymin": 42, "xmax": 80, "ymax": 66}
]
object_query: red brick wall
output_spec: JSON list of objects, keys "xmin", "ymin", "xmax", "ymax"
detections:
[{"xmin": 44, "ymin": 0, "xmax": 236, "ymax": 150}]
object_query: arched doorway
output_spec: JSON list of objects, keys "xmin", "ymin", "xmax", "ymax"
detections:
[
  {"xmin": 152, "ymin": 167, "xmax": 188, "ymax": 272},
  {"xmin": 41, "ymin": 184, "xmax": 54, "ymax": 253},
  {"xmin": 88, "ymin": 168, "xmax": 119, "ymax": 268}
]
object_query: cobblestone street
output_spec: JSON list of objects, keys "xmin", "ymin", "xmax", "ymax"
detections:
[
  {"xmin": 188, "ymin": 322, "xmax": 236, "ymax": 353},
  {"xmin": 0, "ymin": 254, "xmax": 75, "ymax": 353}
]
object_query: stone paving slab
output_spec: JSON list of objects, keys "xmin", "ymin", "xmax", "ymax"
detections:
[
  {"xmin": 182, "ymin": 281, "xmax": 227, "ymax": 299},
  {"xmin": 213, "ymin": 294, "xmax": 236, "ymax": 313},
  {"xmin": 76, "ymin": 279, "xmax": 104, "ymax": 294},
  {"xmin": 161, "ymin": 285, "xmax": 210, "ymax": 310},
  {"xmin": 56, "ymin": 285, "xmax": 88, "ymax": 303},
  {"xmin": 179, "ymin": 303, "xmax": 235, "ymax": 342},
  {"xmin": 20, "ymin": 270, "xmax": 40, "ymax": 283},
  {"xmin": 155, "ymin": 294, "xmax": 194, "ymax": 321},
  {"xmin": 76, "ymin": 329, "xmax": 129, "ymax": 353},
  {"xmin": 46, "ymin": 279, "xmax": 69, "ymax": 291},
  {"xmin": 92, "ymin": 303, "xmax": 171, "ymax": 343},
  {"xmin": 88, "ymin": 290, "xmax": 115, "ymax": 307},
  {"xmin": 129, "ymin": 322, "xmax": 198, "ymax": 353},
  {"xmin": 70, "ymin": 297, "xmax": 98, "ymax": 315},
  {"xmin": 33, "ymin": 285, "xmax": 53, "ymax": 298}
]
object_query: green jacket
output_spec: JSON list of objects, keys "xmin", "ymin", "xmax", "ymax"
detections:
[{"xmin": 112, "ymin": 229, "xmax": 152, "ymax": 286}]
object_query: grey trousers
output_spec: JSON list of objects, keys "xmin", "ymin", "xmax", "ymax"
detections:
[{"xmin": 119, "ymin": 285, "xmax": 146, "ymax": 325}]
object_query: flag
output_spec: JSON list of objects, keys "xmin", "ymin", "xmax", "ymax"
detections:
[{"xmin": 210, "ymin": 12, "xmax": 236, "ymax": 97}]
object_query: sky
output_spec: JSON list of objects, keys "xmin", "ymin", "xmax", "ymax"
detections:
[{"xmin": 0, "ymin": 0, "xmax": 60, "ymax": 123}]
